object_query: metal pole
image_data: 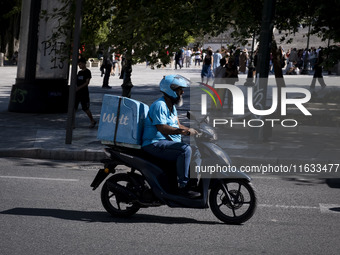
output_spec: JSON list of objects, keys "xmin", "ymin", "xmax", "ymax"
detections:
[
  {"xmin": 25, "ymin": 0, "xmax": 41, "ymax": 83},
  {"xmin": 250, "ymin": 0, "xmax": 276, "ymax": 142},
  {"xmin": 65, "ymin": 0, "xmax": 83, "ymax": 144},
  {"xmin": 301, "ymin": 21, "xmax": 311, "ymax": 74},
  {"xmin": 306, "ymin": 22, "xmax": 311, "ymax": 50}
]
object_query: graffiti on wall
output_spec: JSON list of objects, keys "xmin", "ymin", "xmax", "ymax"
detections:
[
  {"xmin": 11, "ymin": 88, "xmax": 28, "ymax": 104},
  {"xmin": 41, "ymin": 40, "xmax": 66, "ymax": 70}
]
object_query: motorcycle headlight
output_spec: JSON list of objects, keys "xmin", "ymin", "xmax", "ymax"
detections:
[{"xmin": 201, "ymin": 124, "xmax": 218, "ymax": 140}]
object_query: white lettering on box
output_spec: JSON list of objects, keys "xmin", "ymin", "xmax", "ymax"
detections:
[{"xmin": 102, "ymin": 113, "xmax": 129, "ymax": 125}]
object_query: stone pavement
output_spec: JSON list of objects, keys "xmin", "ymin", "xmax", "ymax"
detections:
[{"xmin": 0, "ymin": 64, "xmax": 339, "ymax": 170}]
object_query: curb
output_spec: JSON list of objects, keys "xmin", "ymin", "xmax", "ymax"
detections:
[
  {"xmin": 0, "ymin": 148, "xmax": 105, "ymax": 161},
  {"xmin": 1, "ymin": 148, "xmax": 337, "ymax": 165}
]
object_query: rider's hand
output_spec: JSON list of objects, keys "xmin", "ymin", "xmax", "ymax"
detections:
[{"xmin": 186, "ymin": 128, "xmax": 198, "ymax": 136}]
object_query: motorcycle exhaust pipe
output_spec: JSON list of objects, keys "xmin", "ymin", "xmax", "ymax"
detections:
[{"xmin": 106, "ymin": 182, "xmax": 139, "ymax": 201}]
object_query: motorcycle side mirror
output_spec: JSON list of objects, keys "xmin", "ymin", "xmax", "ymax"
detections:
[
  {"xmin": 203, "ymin": 115, "xmax": 210, "ymax": 124},
  {"xmin": 187, "ymin": 111, "xmax": 196, "ymax": 121}
]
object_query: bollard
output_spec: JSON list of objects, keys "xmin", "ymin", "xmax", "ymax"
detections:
[
  {"xmin": 0, "ymin": 52, "xmax": 4, "ymax": 66},
  {"xmin": 86, "ymin": 60, "xmax": 92, "ymax": 68}
]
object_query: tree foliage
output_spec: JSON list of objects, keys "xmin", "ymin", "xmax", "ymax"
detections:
[
  {"xmin": 0, "ymin": 0, "xmax": 21, "ymax": 56},
  {"xmin": 5, "ymin": 0, "xmax": 340, "ymax": 66},
  {"xmin": 80, "ymin": 0, "xmax": 208, "ymax": 65},
  {"xmin": 200, "ymin": 0, "xmax": 340, "ymax": 48}
]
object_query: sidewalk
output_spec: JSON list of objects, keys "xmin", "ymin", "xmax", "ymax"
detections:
[{"xmin": 0, "ymin": 65, "xmax": 339, "ymax": 167}]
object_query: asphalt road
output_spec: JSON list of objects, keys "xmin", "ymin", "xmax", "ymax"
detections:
[{"xmin": 1, "ymin": 158, "xmax": 340, "ymax": 255}]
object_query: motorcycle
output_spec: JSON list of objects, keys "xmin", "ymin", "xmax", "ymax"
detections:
[{"xmin": 91, "ymin": 111, "xmax": 257, "ymax": 224}]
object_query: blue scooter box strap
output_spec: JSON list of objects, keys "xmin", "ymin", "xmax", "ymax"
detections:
[{"xmin": 113, "ymin": 97, "xmax": 123, "ymax": 146}]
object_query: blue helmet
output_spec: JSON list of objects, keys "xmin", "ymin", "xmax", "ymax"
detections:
[{"xmin": 159, "ymin": 75, "xmax": 190, "ymax": 99}]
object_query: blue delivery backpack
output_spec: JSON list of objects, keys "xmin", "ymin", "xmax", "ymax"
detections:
[{"xmin": 97, "ymin": 95, "xmax": 149, "ymax": 149}]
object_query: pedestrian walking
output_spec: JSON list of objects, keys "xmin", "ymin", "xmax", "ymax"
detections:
[
  {"xmin": 213, "ymin": 57, "xmax": 227, "ymax": 110},
  {"xmin": 112, "ymin": 51, "xmax": 121, "ymax": 76},
  {"xmin": 310, "ymin": 52, "xmax": 327, "ymax": 90},
  {"xmin": 286, "ymin": 48, "xmax": 299, "ymax": 74},
  {"xmin": 225, "ymin": 58, "xmax": 239, "ymax": 109},
  {"xmin": 239, "ymin": 49, "xmax": 248, "ymax": 74},
  {"xmin": 213, "ymin": 50, "xmax": 222, "ymax": 73},
  {"xmin": 175, "ymin": 50, "xmax": 182, "ymax": 70},
  {"xmin": 74, "ymin": 58, "xmax": 97, "ymax": 128},
  {"xmin": 309, "ymin": 48, "xmax": 317, "ymax": 70},
  {"xmin": 194, "ymin": 49, "xmax": 201, "ymax": 66},
  {"xmin": 185, "ymin": 48, "xmax": 192, "ymax": 67},
  {"xmin": 201, "ymin": 49, "xmax": 214, "ymax": 84},
  {"xmin": 102, "ymin": 53, "xmax": 113, "ymax": 89}
]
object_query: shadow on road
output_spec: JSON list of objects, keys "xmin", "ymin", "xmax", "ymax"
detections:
[
  {"xmin": 0, "ymin": 207, "xmax": 224, "ymax": 225},
  {"xmin": 329, "ymin": 207, "xmax": 340, "ymax": 212},
  {"xmin": 326, "ymin": 178, "xmax": 340, "ymax": 189},
  {"xmin": 282, "ymin": 178, "xmax": 340, "ymax": 189}
]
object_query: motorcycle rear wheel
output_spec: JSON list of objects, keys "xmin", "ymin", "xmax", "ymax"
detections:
[
  {"xmin": 101, "ymin": 173, "xmax": 140, "ymax": 217},
  {"xmin": 209, "ymin": 179, "xmax": 256, "ymax": 224}
]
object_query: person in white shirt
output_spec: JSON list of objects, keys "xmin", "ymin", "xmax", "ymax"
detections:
[
  {"xmin": 185, "ymin": 48, "xmax": 192, "ymax": 67},
  {"xmin": 213, "ymin": 50, "xmax": 222, "ymax": 73},
  {"xmin": 194, "ymin": 50, "xmax": 201, "ymax": 66}
]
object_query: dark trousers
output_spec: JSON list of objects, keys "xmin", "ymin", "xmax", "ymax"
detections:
[
  {"xmin": 310, "ymin": 77, "xmax": 326, "ymax": 88},
  {"xmin": 102, "ymin": 65, "xmax": 112, "ymax": 87}
]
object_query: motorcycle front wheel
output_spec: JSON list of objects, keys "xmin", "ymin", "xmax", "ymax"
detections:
[
  {"xmin": 101, "ymin": 173, "xmax": 140, "ymax": 217},
  {"xmin": 209, "ymin": 179, "xmax": 257, "ymax": 224}
]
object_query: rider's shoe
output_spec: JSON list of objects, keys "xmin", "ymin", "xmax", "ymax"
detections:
[
  {"xmin": 178, "ymin": 186, "xmax": 201, "ymax": 198},
  {"xmin": 187, "ymin": 178, "xmax": 199, "ymax": 188}
]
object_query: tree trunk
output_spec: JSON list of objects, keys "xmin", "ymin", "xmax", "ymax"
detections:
[
  {"xmin": 271, "ymin": 37, "xmax": 286, "ymax": 117},
  {"xmin": 271, "ymin": 37, "xmax": 286, "ymax": 87}
]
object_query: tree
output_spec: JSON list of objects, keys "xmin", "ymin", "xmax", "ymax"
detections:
[
  {"xmin": 79, "ymin": 0, "xmax": 112, "ymax": 58},
  {"xmin": 0, "ymin": 0, "xmax": 21, "ymax": 58},
  {"xmin": 14, "ymin": 0, "xmax": 340, "ymax": 78},
  {"xmin": 310, "ymin": 0, "xmax": 340, "ymax": 70},
  {"xmin": 81, "ymin": 0, "xmax": 205, "ymax": 96},
  {"xmin": 215, "ymin": 0, "xmax": 340, "ymax": 69}
]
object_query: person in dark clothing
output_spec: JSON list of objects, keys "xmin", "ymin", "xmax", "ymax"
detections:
[
  {"xmin": 102, "ymin": 54, "xmax": 113, "ymax": 89},
  {"xmin": 174, "ymin": 50, "xmax": 182, "ymax": 70},
  {"xmin": 310, "ymin": 53, "xmax": 327, "ymax": 90},
  {"xmin": 121, "ymin": 57, "xmax": 133, "ymax": 98},
  {"xmin": 201, "ymin": 49, "xmax": 214, "ymax": 83},
  {"xmin": 225, "ymin": 58, "xmax": 239, "ymax": 108},
  {"xmin": 74, "ymin": 58, "xmax": 97, "ymax": 128}
]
